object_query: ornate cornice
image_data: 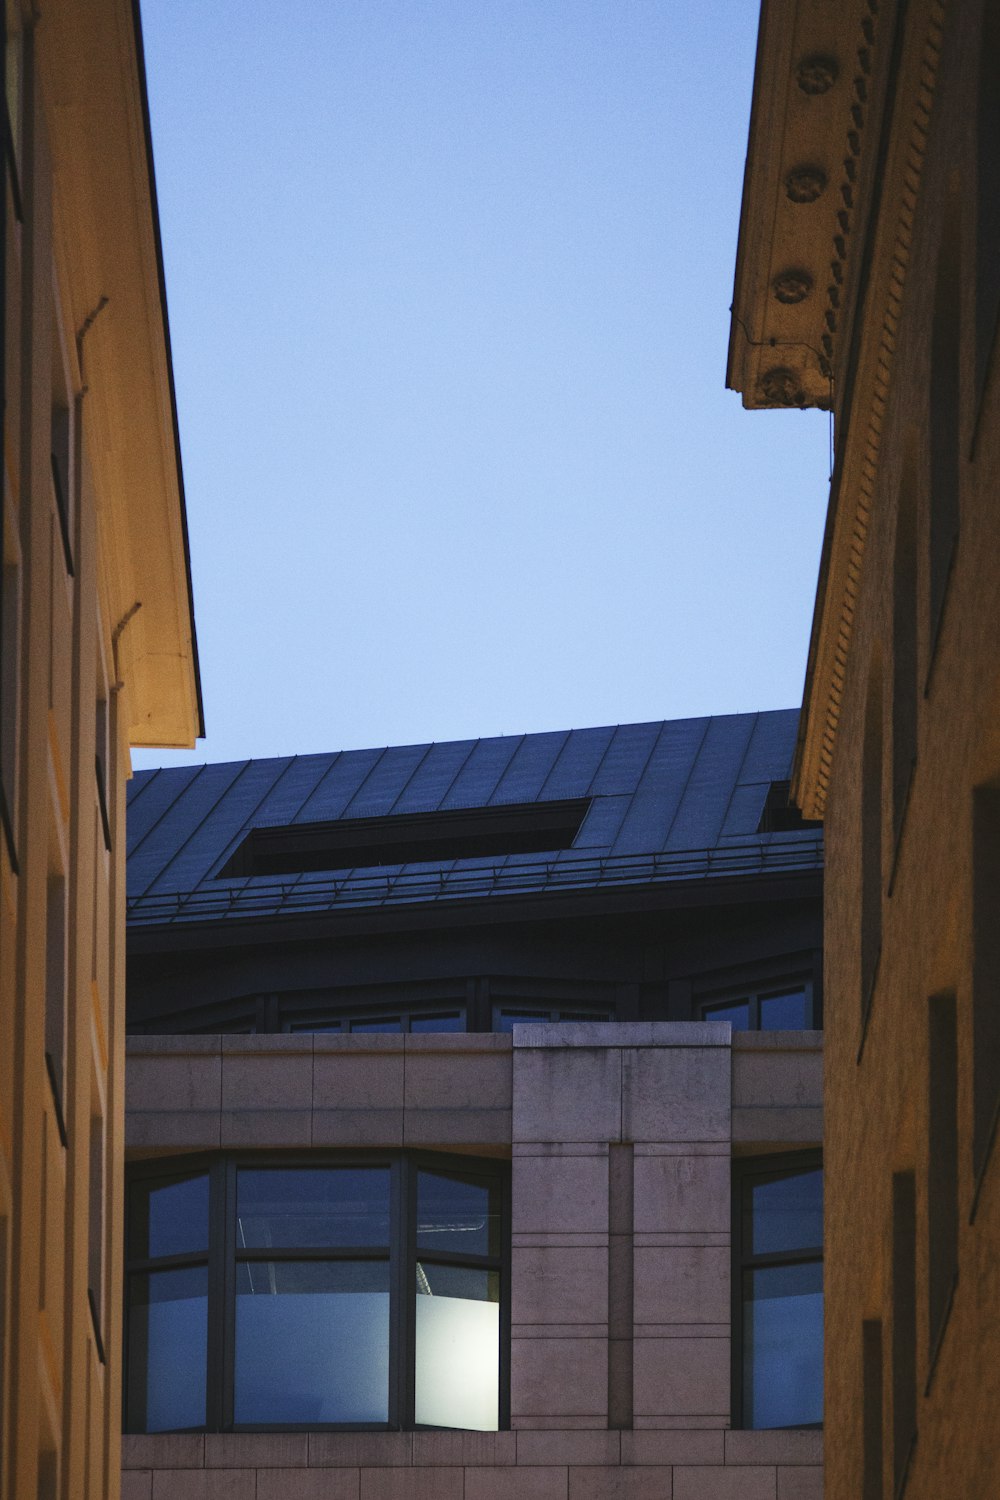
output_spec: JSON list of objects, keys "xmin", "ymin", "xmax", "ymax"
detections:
[
  {"xmin": 794, "ymin": 0, "xmax": 945, "ymax": 818},
  {"xmin": 729, "ymin": 0, "xmax": 947, "ymax": 817}
]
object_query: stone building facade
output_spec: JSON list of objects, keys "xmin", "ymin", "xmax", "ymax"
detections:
[
  {"xmin": 122, "ymin": 1026, "xmax": 823, "ymax": 1500},
  {"xmin": 121, "ymin": 714, "xmax": 824, "ymax": 1500},
  {"xmin": 730, "ymin": 1, "xmax": 1000, "ymax": 1496},
  {"xmin": 0, "ymin": 2, "xmax": 201, "ymax": 1496}
]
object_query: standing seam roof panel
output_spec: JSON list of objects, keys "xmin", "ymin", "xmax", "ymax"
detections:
[
  {"xmin": 536, "ymin": 725, "xmax": 616, "ymax": 801},
  {"xmin": 154, "ymin": 757, "xmax": 308, "ymax": 890},
  {"xmin": 487, "ymin": 729, "xmax": 571, "ymax": 805},
  {"xmin": 610, "ymin": 716, "xmax": 711, "ymax": 855},
  {"xmin": 735, "ymin": 708, "xmax": 800, "ymax": 784},
  {"xmin": 439, "ymin": 736, "xmax": 524, "ymax": 809},
  {"xmin": 126, "ymin": 765, "xmax": 200, "ymax": 856},
  {"xmin": 244, "ymin": 754, "xmax": 339, "ymax": 828},
  {"xmin": 663, "ymin": 714, "xmax": 759, "ymax": 852},
  {"xmin": 340, "ymin": 743, "xmax": 433, "ymax": 820},
  {"xmin": 388, "ymin": 739, "xmax": 479, "ymax": 814},
  {"xmin": 587, "ymin": 722, "xmax": 664, "ymax": 796},
  {"xmin": 294, "ymin": 748, "xmax": 387, "ymax": 823},
  {"xmin": 130, "ymin": 760, "xmax": 251, "ymax": 896}
]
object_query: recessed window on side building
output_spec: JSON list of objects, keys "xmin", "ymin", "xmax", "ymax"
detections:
[
  {"xmin": 125, "ymin": 1155, "xmax": 506, "ymax": 1433},
  {"xmin": 492, "ymin": 1005, "xmax": 612, "ymax": 1031},
  {"xmin": 285, "ymin": 1008, "xmax": 466, "ymax": 1034},
  {"xmin": 736, "ymin": 1155, "xmax": 823, "ymax": 1429},
  {"xmin": 701, "ymin": 979, "xmax": 815, "ymax": 1031}
]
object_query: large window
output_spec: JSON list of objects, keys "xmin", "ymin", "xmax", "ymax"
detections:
[
  {"xmin": 125, "ymin": 1154, "xmax": 507, "ymax": 1434},
  {"xmin": 734, "ymin": 1154, "xmax": 823, "ymax": 1429}
]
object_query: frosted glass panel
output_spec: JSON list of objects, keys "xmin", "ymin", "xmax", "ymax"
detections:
[
  {"xmin": 414, "ymin": 1265, "xmax": 499, "ymax": 1430},
  {"xmin": 235, "ymin": 1260, "xmax": 389, "ymax": 1423},
  {"xmin": 128, "ymin": 1268, "xmax": 207, "ymax": 1431}
]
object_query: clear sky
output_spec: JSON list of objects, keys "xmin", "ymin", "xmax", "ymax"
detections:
[{"xmin": 133, "ymin": 0, "xmax": 830, "ymax": 770}]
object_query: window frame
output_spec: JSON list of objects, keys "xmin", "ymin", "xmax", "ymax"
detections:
[
  {"xmin": 731, "ymin": 1149, "xmax": 823, "ymax": 1431},
  {"xmin": 124, "ymin": 1150, "xmax": 511, "ymax": 1435},
  {"xmin": 698, "ymin": 975, "xmax": 818, "ymax": 1031},
  {"xmin": 492, "ymin": 1004, "xmax": 613, "ymax": 1031}
]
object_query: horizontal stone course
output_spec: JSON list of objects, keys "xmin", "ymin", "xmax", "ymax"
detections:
[
  {"xmin": 568, "ymin": 1466, "xmax": 673, "ymax": 1499},
  {"xmin": 620, "ymin": 1431, "xmax": 724, "ymax": 1465},
  {"xmin": 257, "ymin": 1471, "xmax": 359, "ymax": 1500},
  {"xmin": 673, "ymin": 1466, "xmax": 776, "ymax": 1500},
  {"xmin": 410, "ymin": 1431, "xmax": 517, "ymax": 1466},
  {"xmin": 359, "ymin": 1466, "xmax": 463, "ymax": 1500},
  {"xmin": 723, "ymin": 1431, "xmax": 822, "ymax": 1466},
  {"xmin": 205, "ymin": 1433, "xmax": 308, "ymax": 1468},
  {"xmin": 121, "ymin": 1474, "xmax": 152, "ymax": 1500},
  {"xmin": 150, "ymin": 1471, "xmax": 255, "ymax": 1500},
  {"xmin": 123, "ymin": 1436, "xmax": 205, "ymax": 1470},
  {"xmin": 515, "ymin": 1432, "xmax": 621, "ymax": 1466},
  {"xmin": 466, "ymin": 1466, "xmax": 569, "ymax": 1500},
  {"xmin": 776, "ymin": 1468, "xmax": 822, "ymax": 1500}
]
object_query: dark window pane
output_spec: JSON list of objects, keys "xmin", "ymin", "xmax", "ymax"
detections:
[
  {"xmin": 760, "ymin": 989, "xmax": 809, "ymax": 1030},
  {"xmin": 410, "ymin": 1012, "xmax": 465, "ymax": 1033},
  {"xmin": 127, "ymin": 1267, "xmax": 207, "ymax": 1432},
  {"xmin": 235, "ymin": 1260, "xmax": 389, "ymax": 1424},
  {"xmin": 747, "ymin": 1169, "xmax": 823, "ymax": 1256},
  {"xmin": 237, "ymin": 1168, "xmax": 390, "ymax": 1249},
  {"xmin": 350, "ymin": 1018, "xmax": 403, "ymax": 1033},
  {"xmin": 417, "ymin": 1171, "xmax": 501, "ymax": 1257},
  {"xmin": 128, "ymin": 1174, "xmax": 210, "ymax": 1261},
  {"xmin": 702, "ymin": 1000, "xmax": 751, "ymax": 1029},
  {"xmin": 743, "ymin": 1261, "xmax": 823, "ymax": 1428},
  {"xmin": 415, "ymin": 1263, "xmax": 500, "ymax": 1429},
  {"xmin": 560, "ymin": 1011, "xmax": 612, "ymax": 1023},
  {"xmin": 417, "ymin": 1262, "xmax": 500, "ymax": 1301},
  {"xmin": 494, "ymin": 1009, "xmax": 548, "ymax": 1032},
  {"xmin": 289, "ymin": 1020, "xmax": 342, "ymax": 1033}
]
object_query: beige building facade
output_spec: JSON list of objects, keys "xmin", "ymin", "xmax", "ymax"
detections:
[
  {"xmin": 730, "ymin": 0, "xmax": 1000, "ymax": 1495},
  {"xmin": 122, "ymin": 1024, "xmax": 823, "ymax": 1500},
  {"xmin": 1, "ymin": 2, "xmax": 201, "ymax": 1497}
]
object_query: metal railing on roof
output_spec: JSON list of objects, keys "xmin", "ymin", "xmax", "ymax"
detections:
[{"xmin": 125, "ymin": 833, "xmax": 823, "ymax": 927}]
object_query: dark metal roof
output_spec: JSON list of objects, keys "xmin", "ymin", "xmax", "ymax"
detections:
[{"xmin": 126, "ymin": 711, "xmax": 822, "ymax": 926}]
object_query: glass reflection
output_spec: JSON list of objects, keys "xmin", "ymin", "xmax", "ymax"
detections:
[
  {"xmin": 128, "ymin": 1267, "xmax": 207, "ymax": 1432},
  {"xmin": 760, "ymin": 989, "xmax": 809, "ymax": 1029},
  {"xmin": 237, "ymin": 1168, "xmax": 390, "ymax": 1249},
  {"xmin": 235, "ymin": 1260, "xmax": 389, "ymax": 1424},
  {"xmin": 414, "ymin": 1263, "xmax": 499, "ymax": 1430},
  {"xmin": 747, "ymin": 1169, "xmax": 823, "ymax": 1256},
  {"xmin": 744, "ymin": 1261, "xmax": 823, "ymax": 1427},
  {"xmin": 494, "ymin": 1010, "xmax": 548, "ymax": 1031},
  {"xmin": 702, "ymin": 999, "xmax": 751, "ymax": 1029},
  {"xmin": 410, "ymin": 1012, "xmax": 465, "ymax": 1033},
  {"xmin": 128, "ymin": 1173, "xmax": 209, "ymax": 1260},
  {"xmin": 417, "ymin": 1171, "xmax": 500, "ymax": 1257}
]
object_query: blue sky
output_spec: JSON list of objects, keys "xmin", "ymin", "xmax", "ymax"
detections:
[{"xmin": 134, "ymin": 0, "xmax": 830, "ymax": 769}]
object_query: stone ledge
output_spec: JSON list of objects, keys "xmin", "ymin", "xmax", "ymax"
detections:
[{"xmin": 513, "ymin": 1023, "xmax": 731, "ymax": 1049}]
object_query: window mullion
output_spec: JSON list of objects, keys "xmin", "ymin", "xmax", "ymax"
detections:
[
  {"xmin": 217, "ymin": 1157, "xmax": 236, "ymax": 1431},
  {"xmin": 389, "ymin": 1155, "xmax": 406, "ymax": 1428}
]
